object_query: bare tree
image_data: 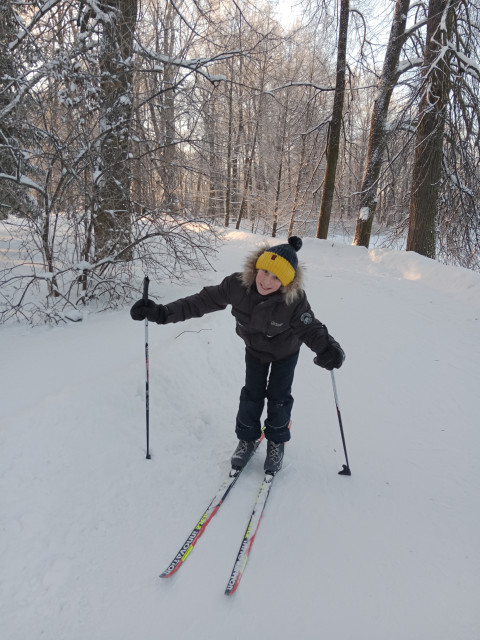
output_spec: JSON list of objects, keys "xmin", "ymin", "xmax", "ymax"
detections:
[
  {"xmin": 407, "ymin": 0, "xmax": 457, "ymax": 258},
  {"xmin": 0, "ymin": 0, "xmax": 39, "ymax": 220},
  {"xmin": 352, "ymin": 0, "xmax": 411, "ymax": 248},
  {"xmin": 315, "ymin": 0, "xmax": 350, "ymax": 239},
  {"xmin": 87, "ymin": 0, "xmax": 138, "ymax": 261}
]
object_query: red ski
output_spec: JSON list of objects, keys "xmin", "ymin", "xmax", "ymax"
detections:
[
  {"xmin": 224, "ymin": 472, "xmax": 275, "ymax": 595},
  {"xmin": 160, "ymin": 436, "xmax": 264, "ymax": 578}
]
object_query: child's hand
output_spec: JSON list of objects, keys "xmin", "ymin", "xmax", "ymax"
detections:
[
  {"xmin": 314, "ymin": 338, "xmax": 345, "ymax": 370},
  {"xmin": 130, "ymin": 299, "xmax": 167, "ymax": 324}
]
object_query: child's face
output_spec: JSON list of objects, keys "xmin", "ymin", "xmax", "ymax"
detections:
[{"xmin": 256, "ymin": 269, "xmax": 282, "ymax": 295}]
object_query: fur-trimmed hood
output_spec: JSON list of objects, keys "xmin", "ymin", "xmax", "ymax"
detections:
[{"xmin": 240, "ymin": 244, "xmax": 304, "ymax": 305}]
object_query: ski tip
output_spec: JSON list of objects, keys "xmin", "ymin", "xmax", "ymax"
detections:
[
  {"xmin": 225, "ymin": 569, "xmax": 243, "ymax": 596},
  {"xmin": 159, "ymin": 559, "xmax": 183, "ymax": 579},
  {"xmin": 338, "ymin": 465, "xmax": 351, "ymax": 476},
  {"xmin": 225, "ymin": 583, "xmax": 238, "ymax": 596}
]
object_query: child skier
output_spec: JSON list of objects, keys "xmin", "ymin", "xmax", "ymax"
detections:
[{"xmin": 130, "ymin": 236, "xmax": 345, "ymax": 474}]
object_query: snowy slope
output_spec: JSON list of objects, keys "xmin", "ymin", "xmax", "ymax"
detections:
[{"xmin": 1, "ymin": 231, "xmax": 479, "ymax": 640}]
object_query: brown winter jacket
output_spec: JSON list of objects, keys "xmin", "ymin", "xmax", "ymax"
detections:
[{"xmin": 162, "ymin": 246, "xmax": 335, "ymax": 363}]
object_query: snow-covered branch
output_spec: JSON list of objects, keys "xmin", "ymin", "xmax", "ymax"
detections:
[
  {"xmin": 396, "ymin": 56, "xmax": 424, "ymax": 75},
  {"xmin": 135, "ymin": 44, "xmax": 237, "ymax": 84},
  {"xmin": 8, "ymin": 0, "xmax": 64, "ymax": 51},
  {"xmin": 0, "ymin": 173, "xmax": 46, "ymax": 196},
  {"xmin": 264, "ymin": 81, "xmax": 337, "ymax": 95}
]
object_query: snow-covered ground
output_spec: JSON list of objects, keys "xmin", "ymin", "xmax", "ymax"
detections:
[{"xmin": 1, "ymin": 230, "xmax": 479, "ymax": 639}]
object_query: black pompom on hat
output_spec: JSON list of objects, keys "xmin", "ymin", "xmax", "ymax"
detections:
[{"xmin": 255, "ymin": 236, "xmax": 303, "ymax": 286}]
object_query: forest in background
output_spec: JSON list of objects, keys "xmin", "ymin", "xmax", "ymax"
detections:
[{"xmin": 1, "ymin": 0, "xmax": 479, "ymax": 323}]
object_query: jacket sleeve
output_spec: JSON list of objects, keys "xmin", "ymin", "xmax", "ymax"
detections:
[
  {"xmin": 290, "ymin": 293, "xmax": 337, "ymax": 355},
  {"xmin": 162, "ymin": 274, "xmax": 235, "ymax": 324}
]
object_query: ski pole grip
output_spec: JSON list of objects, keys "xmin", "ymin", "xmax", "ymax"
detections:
[{"xmin": 143, "ymin": 276, "xmax": 150, "ymax": 302}]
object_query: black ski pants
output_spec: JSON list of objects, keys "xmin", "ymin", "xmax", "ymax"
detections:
[{"xmin": 235, "ymin": 349, "xmax": 299, "ymax": 444}]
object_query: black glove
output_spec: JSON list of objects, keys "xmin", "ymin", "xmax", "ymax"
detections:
[
  {"xmin": 314, "ymin": 338, "xmax": 345, "ymax": 370},
  {"xmin": 130, "ymin": 299, "xmax": 167, "ymax": 324}
]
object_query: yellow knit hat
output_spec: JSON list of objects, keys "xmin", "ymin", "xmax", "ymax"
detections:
[{"xmin": 255, "ymin": 236, "xmax": 302, "ymax": 286}]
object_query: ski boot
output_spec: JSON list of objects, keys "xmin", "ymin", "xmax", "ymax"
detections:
[
  {"xmin": 231, "ymin": 439, "xmax": 258, "ymax": 470},
  {"xmin": 264, "ymin": 440, "xmax": 284, "ymax": 474}
]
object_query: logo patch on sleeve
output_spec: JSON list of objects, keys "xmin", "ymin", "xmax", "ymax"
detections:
[{"xmin": 300, "ymin": 312, "xmax": 313, "ymax": 325}]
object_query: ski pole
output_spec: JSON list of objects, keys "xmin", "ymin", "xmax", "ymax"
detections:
[
  {"xmin": 143, "ymin": 276, "xmax": 151, "ymax": 460},
  {"xmin": 330, "ymin": 371, "xmax": 351, "ymax": 475}
]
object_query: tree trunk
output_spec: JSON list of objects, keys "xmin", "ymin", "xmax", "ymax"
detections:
[
  {"xmin": 272, "ymin": 104, "xmax": 288, "ymax": 238},
  {"xmin": 235, "ymin": 124, "xmax": 258, "ymax": 230},
  {"xmin": 316, "ymin": 0, "xmax": 350, "ymax": 239},
  {"xmin": 0, "ymin": 0, "xmax": 35, "ymax": 219},
  {"xmin": 288, "ymin": 131, "xmax": 307, "ymax": 238},
  {"xmin": 406, "ymin": 0, "xmax": 455, "ymax": 258},
  {"xmin": 159, "ymin": 3, "xmax": 178, "ymax": 214},
  {"xmin": 230, "ymin": 58, "xmax": 245, "ymax": 225},
  {"xmin": 93, "ymin": 0, "xmax": 138, "ymax": 261},
  {"xmin": 224, "ymin": 77, "xmax": 234, "ymax": 227},
  {"xmin": 353, "ymin": 0, "xmax": 410, "ymax": 247}
]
